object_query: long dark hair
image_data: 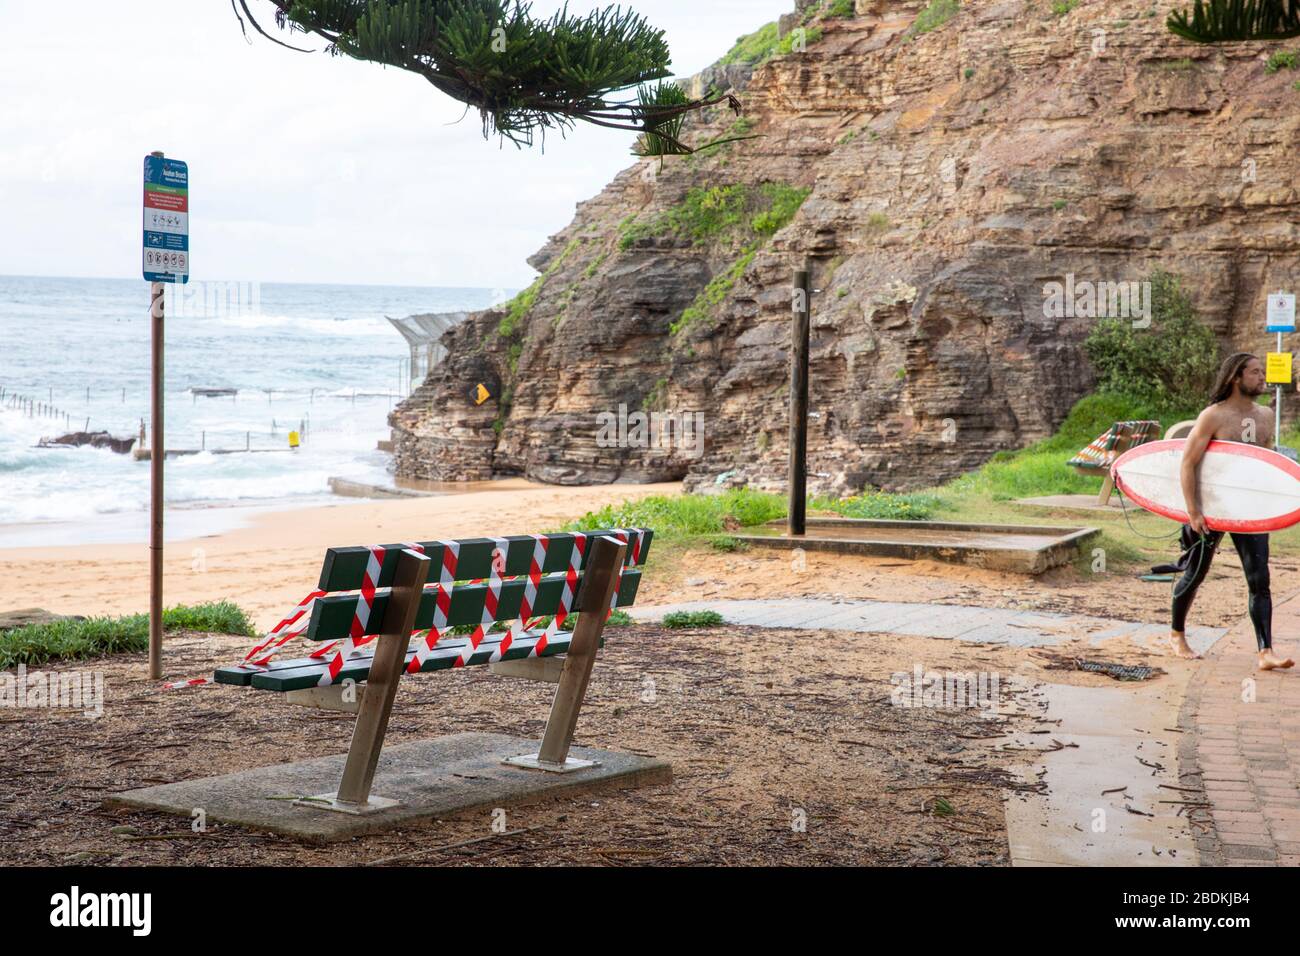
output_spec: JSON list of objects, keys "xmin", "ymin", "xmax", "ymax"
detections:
[{"xmin": 1209, "ymin": 352, "xmax": 1258, "ymax": 404}]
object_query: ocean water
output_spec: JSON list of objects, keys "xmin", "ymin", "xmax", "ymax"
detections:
[{"xmin": 0, "ymin": 275, "xmax": 502, "ymax": 527}]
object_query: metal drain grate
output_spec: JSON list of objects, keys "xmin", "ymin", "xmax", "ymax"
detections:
[{"xmin": 1075, "ymin": 660, "xmax": 1156, "ymax": 681}]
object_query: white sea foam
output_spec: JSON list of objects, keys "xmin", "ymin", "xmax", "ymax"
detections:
[{"xmin": 0, "ymin": 276, "xmax": 501, "ymax": 529}]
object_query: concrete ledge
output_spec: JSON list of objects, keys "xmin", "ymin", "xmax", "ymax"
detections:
[
  {"xmin": 734, "ymin": 517, "xmax": 1098, "ymax": 575},
  {"xmin": 105, "ymin": 732, "xmax": 670, "ymax": 844}
]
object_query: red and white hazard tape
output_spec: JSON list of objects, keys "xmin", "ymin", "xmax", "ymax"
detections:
[
  {"xmin": 317, "ymin": 542, "xmax": 432, "ymax": 686},
  {"xmin": 529, "ymin": 531, "xmax": 586, "ymax": 658},
  {"xmin": 407, "ymin": 540, "xmax": 458, "ymax": 674},
  {"xmin": 161, "ymin": 588, "xmax": 328, "ymax": 690},
  {"xmin": 163, "ymin": 529, "xmax": 647, "ymax": 690},
  {"xmin": 460, "ymin": 536, "xmax": 510, "ymax": 667}
]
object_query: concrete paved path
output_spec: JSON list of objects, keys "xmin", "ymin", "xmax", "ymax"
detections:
[{"xmin": 627, "ymin": 598, "xmax": 1225, "ymax": 653}]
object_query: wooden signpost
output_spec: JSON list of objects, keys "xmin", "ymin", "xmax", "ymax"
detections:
[{"xmin": 789, "ymin": 266, "xmax": 811, "ymax": 536}]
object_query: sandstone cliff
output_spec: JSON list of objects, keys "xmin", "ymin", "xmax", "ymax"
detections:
[{"xmin": 391, "ymin": 0, "xmax": 1300, "ymax": 493}]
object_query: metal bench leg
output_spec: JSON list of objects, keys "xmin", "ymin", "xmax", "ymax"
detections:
[
  {"xmin": 302, "ymin": 548, "xmax": 430, "ymax": 814},
  {"xmin": 505, "ymin": 535, "xmax": 627, "ymax": 773}
]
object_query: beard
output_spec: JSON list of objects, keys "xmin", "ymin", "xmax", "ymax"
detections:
[{"xmin": 1241, "ymin": 380, "xmax": 1267, "ymax": 397}]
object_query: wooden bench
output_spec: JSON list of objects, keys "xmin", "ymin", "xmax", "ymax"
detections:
[
  {"xmin": 1067, "ymin": 419, "xmax": 1160, "ymax": 504},
  {"xmin": 213, "ymin": 528, "xmax": 651, "ymax": 814}
]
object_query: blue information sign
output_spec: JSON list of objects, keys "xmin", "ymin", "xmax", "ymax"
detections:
[{"xmin": 142, "ymin": 155, "xmax": 189, "ymax": 283}]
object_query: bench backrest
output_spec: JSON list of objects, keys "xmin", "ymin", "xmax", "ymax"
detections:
[
  {"xmin": 304, "ymin": 528, "xmax": 652, "ymax": 643},
  {"xmin": 1067, "ymin": 419, "xmax": 1160, "ymax": 469}
]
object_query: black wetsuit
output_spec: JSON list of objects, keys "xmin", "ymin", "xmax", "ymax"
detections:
[{"xmin": 1169, "ymin": 524, "xmax": 1273, "ymax": 651}]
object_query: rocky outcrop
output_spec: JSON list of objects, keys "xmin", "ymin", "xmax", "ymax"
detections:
[{"xmin": 391, "ymin": 0, "xmax": 1300, "ymax": 493}]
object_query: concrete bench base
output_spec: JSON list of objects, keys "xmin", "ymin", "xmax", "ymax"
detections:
[{"xmin": 106, "ymin": 732, "xmax": 670, "ymax": 844}]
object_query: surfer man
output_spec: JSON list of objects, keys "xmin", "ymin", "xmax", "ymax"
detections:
[{"xmin": 1170, "ymin": 352, "xmax": 1294, "ymax": 669}]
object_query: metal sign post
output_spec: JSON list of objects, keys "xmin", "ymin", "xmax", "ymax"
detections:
[
  {"xmin": 1266, "ymin": 291, "xmax": 1295, "ymax": 452},
  {"xmin": 142, "ymin": 151, "xmax": 190, "ymax": 679}
]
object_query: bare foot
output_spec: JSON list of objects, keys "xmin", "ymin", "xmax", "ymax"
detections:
[
  {"xmin": 1258, "ymin": 648, "xmax": 1295, "ymax": 671},
  {"xmin": 1167, "ymin": 632, "xmax": 1202, "ymax": 660}
]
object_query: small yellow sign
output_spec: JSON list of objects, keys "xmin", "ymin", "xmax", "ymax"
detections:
[
  {"xmin": 474, "ymin": 383, "xmax": 491, "ymax": 405},
  {"xmin": 1266, "ymin": 352, "xmax": 1292, "ymax": 385},
  {"xmin": 288, "ymin": 430, "xmax": 301, "ymax": 448}
]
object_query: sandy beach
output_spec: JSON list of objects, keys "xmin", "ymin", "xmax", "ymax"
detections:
[
  {"xmin": 0, "ymin": 480, "xmax": 680, "ymax": 636},
  {"xmin": 4, "ymin": 475, "xmax": 1291, "ymax": 652}
]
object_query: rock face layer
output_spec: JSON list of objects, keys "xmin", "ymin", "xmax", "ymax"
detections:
[{"xmin": 391, "ymin": 0, "xmax": 1300, "ymax": 494}]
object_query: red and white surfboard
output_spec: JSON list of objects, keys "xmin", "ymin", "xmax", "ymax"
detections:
[{"xmin": 1112, "ymin": 439, "xmax": 1300, "ymax": 533}]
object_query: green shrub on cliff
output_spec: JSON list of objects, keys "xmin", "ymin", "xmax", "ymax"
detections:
[
  {"xmin": 752, "ymin": 183, "xmax": 812, "ymax": 235},
  {"xmin": 621, "ymin": 182, "xmax": 809, "ymax": 252},
  {"xmin": 672, "ymin": 246, "xmax": 757, "ymax": 335},
  {"xmin": 495, "ymin": 237, "xmax": 584, "ymax": 372},
  {"xmin": 1083, "ymin": 270, "xmax": 1220, "ymax": 411},
  {"xmin": 720, "ymin": 22, "xmax": 780, "ymax": 65},
  {"xmin": 1266, "ymin": 49, "xmax": 1299, "ymax": 72},
  {"xmin": 719, "ymin": 18, "xmax": 826, "ymax": 65},
  {"xmin": 908, "ymin": 0, "xmax": 960, "ymax": 36}
]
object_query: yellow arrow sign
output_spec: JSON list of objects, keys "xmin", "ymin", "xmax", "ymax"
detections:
[{"xmin": 474, "ymin": 383, "xmax": 491, "ymax": 405}]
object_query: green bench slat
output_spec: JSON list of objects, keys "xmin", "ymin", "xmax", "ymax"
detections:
[
  {"xmin": 317, "ymin": 529, "xmax": 653, "ymax": 592},
  {"xmin": 304, "ymin": 567, "xmax": 642, "ymax": 642},
  {"xmin": 247, "ymin": 630, "xmax": 582, "ymax": 692},
  {"xmin": 213, "ymin": 638, "xmax": 469, "ymax": 686}
]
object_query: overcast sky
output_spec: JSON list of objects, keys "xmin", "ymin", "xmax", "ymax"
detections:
[{"xmin": 0, "ymin": 0, "xmax": 791, "ymax": 289}]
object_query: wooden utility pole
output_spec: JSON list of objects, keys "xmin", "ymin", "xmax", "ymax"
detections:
[
  {"xmin": 789, "ymin": 266, "xmax": 811, "ymax": 536},
  {"xmin": 148, "ymin": 149, "xmax": 165, "ymax": 680}
]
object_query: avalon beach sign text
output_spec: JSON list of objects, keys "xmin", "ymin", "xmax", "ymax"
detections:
[{"xmin": 142, "ymin": 154, "xmax": 189, "ymax": 283}]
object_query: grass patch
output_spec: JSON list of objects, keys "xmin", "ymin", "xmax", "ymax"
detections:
[
  {"xmin": 720, "ymin": 22, "xmax": 780, "ymax": 65},
  {"xmin": 810, "ymin": 490, "xmax": 944, "ymax": 520},
  {"xmin": 671, "ymin": 245, "xmax": 757, "ymax": 335},
  {"xmin": 567, "ymin": 488, "xmax": 788, "ymax": 540},
  {"xmin": 774, "ymin": 25, "xmax": 823, "ymax": 56},
  {"xmin": 1266, "ymin": 50, "xmax": 1298, "ymax": 73},
  {"xmin": 634, "ymin": 183, "xmax": 808, "ymax": 337},
  {"xmin": 621, "ymin": 185, "xmax": 749, "ymax": 250},
  {"xmin": 710, "ymin": 535, "xmax": 751, "ymax": 552},
  {"xmin": 662, "ymin": 610, "xmax": 725, "ymax": 629},
  {"xmin": 752, "ymin": 183, "xmax": 811, "ymax": 236},
  {"xmin": 717, "ymin": 19, "xmax": 824, "ymax": 66},
  {"xmin": 495, "ymin": 237, "xmax": 582, "ymax": 342},
  {"xmin": 943, "ymin": 391, "xmax": 1198, "ymax": 502},
  {"xmin": 566, "ymin": 485, "xmax": 945, "ymax": 542},
  {"xmin": 0, "ymin": 602, "xmax": 255, "ymax": 670},
  {"xmin": 908, "ymin": 0, "xmax": 960, "ymax": 36},
  {"xmin": 622, "ymin": 181, "xmax": 809, "ymax": 252}
]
